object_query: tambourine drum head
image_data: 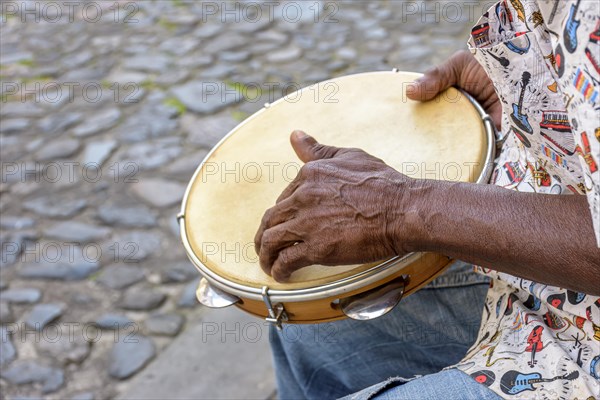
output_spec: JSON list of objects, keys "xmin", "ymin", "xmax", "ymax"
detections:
[{"xmin": 184, "ymin": 71, "xmax": 486, "ymax": 290}]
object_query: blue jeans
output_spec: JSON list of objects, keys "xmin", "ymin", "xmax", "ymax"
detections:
[
  {"xmin": 340, "ymin": 368, "xmax": 502, "ymax": 400},
  {"xmin": 269, "ymin": 261, "xmax": 494, "ymax": 399}
]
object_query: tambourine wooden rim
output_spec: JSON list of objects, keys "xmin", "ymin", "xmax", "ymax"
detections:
[{"xmin": 178, "ymin": 70, "xmax": 496, "ymax": 305}]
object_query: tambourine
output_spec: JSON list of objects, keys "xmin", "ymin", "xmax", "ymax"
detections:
[{"xmin": 179, "ymin": 71, "xmax": 495, "ymax": 327}]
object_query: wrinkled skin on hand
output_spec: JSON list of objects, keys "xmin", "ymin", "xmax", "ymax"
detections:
[
  {"xmin": 255, "ymin": 51, "xmax": 502, "ymax": 282},
  {"xmin": 407, "ymin": 50, "xmax": 502, "ymax": 130},
  {"xmin": 254, "ymin": 131, "xmax": 413, "ymax": 282}
]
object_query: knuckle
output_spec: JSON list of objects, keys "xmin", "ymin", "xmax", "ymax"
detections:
[
  {"xmin": 261, "ymin": 207, "xmax": 273, "ymax": 224},
  {"xmin": 431, "ymin": 65, "xmax": 443, "ymax": 77},
  {"xmin": 261, "ymin": 206, "xmax": 281, "ymax": 229},
  {"xmin": 279, "ymin": 248, "xmax": 291, "ymax": 267},
  {"xmin": 304, "ymin": 161, "xmax": 318, "ymax": 171},
  {"xmin": 294, "ymin": 187, "xmax": 310, "ymax": 203},
  {"xmin": 254, "ymin": 230, "xmax": 262, "ymax": 250},
  {"xmin": 301, "ymin": 162, "xmax": 317, "ymax": 176},
  {"xmin": 282, "ymin": 244, "xmax": 303, "ymax": 266},
  {"xmin": 424, "ymin": 64, "xmax": 442, "ymax": 78},
  {"xmin": 261, "ymin": 230, "xmax": 276, "ymax": 249}
]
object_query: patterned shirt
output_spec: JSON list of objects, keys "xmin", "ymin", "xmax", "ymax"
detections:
[{"xmin": 454, "ymin": 0, "xmax": 600, "ymax": 398}]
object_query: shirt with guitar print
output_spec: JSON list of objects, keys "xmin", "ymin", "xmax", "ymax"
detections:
[{"xmin": 454, "ymin": 1, "xmax": 600, "ymax": 399}]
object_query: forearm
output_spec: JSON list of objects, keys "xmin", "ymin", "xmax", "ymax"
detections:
[{"xmin": 396, "ymin": 179, "xmax": 600, "ymax": 295}]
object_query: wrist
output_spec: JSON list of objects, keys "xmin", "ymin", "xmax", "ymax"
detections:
[{"xmin": 386, "ymin": 178, "xmax": 440, "ymax": 255}]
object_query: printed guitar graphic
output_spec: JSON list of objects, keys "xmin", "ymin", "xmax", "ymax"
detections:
[
  {"xmin": 509, "ymin": 0, "xmax": 529, "ymax": 29},
  {"xmin": 500, "ymin": 370, "xmax": 579, "ymax": 395},
  {"xmin": 525, "ymin": 326, "xmax": 544, "ymax": 367},
  {"xmin": 591, "ymin": 356, "xmax": 600, "ymax": 379},
  {"xmin": 495, "ymin": 2, "xmax": 512, "ymax": 35},
  {"xmin": 564, "ymin": 0, "xmax": 582, "ymax": 53},
  {"xmin": 496, "ymin": 3, "xmax": 506, "ymax": 35},
  {"xmin": 548, "ymin": 0, "xmax": 560, "ymax": 24},
  {"xmin": 511, "ymin": 72, "xmax": 533, "ymax": 135},
  {"xmin": 488, "ymin": 51, "xmax": 510, "ymax": 67},
  {"xmin": 500, "ymin": 326, "xmax": 546, "ymax": 367}
]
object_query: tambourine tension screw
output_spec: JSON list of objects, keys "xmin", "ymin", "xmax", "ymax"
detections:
[{"xmin": 261, "ymin": 286, "xmax": 288, "ymax": 330}]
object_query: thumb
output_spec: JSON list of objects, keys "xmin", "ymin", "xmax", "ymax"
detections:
[
  {"xmin": 407, "ymin": 52, "xmax": 463, "ymax": 102},
  {"xmin": 290, "ymin": 130, "xmax": 341, "ymax": 163}
]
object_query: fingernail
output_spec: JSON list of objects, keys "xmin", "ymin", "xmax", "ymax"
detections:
[{"xmin": 293, "ymin": 130, "xmax": 307, "ymax": 139}]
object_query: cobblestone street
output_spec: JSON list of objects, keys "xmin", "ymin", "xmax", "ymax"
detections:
[{"xmin": 1, "ymin": 1, "xmax": 487, "ymax": 399}]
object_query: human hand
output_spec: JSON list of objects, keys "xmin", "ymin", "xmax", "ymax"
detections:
[
  {"xmin": 407, "ymin": 50, "xmax": 502, "ymax": 130},
  {"xmin": 254, "ymin": 131, "xmax": 415, "ymax": 282}
]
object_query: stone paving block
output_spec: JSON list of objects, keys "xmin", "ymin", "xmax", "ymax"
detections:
[
  {"xmin": 131, "ymin": 179, "xmax": 186, "ymax": 208},
  {"xmin": 104, "ymin": 231, "xmax": 162, "ymax": 262},
  {"xmin": 37, "ymin": 112, "xmax": 82, "ymax": 135},
  {"xmin": 1, "ymin": 118, "xmax": 30, "ymax": 134},
  {"xmin": 0, "ymin": 216, "xmax": 35, "ymax": 229},
  {"xmin": 94, "ymin": 313, "xmax": 134, "ymax": 330},
  {"xmin": 35, "ymin": 139, "xmax": 80, "ymax": 161},
  {"xmin": 98, "ymin": 265, "xmax": 146, "ymax": 290},
  {"xmin": 0, "ymin": 326, "xmax": 16, "ymax": 366},
  {"xmin": 171, "ymin": 81, "xmax": 241, "ymax": 114},
  {"xmin": 96, "ymin": 202, "xmax": 158, "ymax": 228},
  {"xmin": 109, "ymin": 335, "xmax": 156, "ymax": 379},
  {"xmin": 123, "ymin": 54, "xmax": 170, "ymax": 73},
  {"xmin": 72, "ymin": 108, "xmax": 122, "ymax": 137},
  {"xmin": 119, "ymin": 287, "xmax": 166, "ymax": 311},
  {"xmin": 23, "ymin": 196, "xmax": 87, "ymax": 218},
  {"xmin": 19, "ymin": 248, "xmax": 100, "ymax": 281},
  {"xmin": 24, "ymin": 303, "xmax": 64, "ymax": 330},
  {"xmin": 36, "ymin": 332, "xmax": 91, "ymax": 365},
  {"xmin": 82, "ymin": 140, "xmax": 118, "ymax": 166},
  {"xmin": 0, "ymin": 302, "xmax": 15, "ymax": 324},
  {"xmin": 145, "ymin": 312, "xmax": 184, "ymax": 336},
  {"xmin": 177, "ymin": 281, "xmax": 199, "ymax": 308},
  {"xmin": 1, "ymin": 360, "xmax": 65, "ymax": 393},
  {"xmin": 121, "ymin": 138, "xmax": 182, "ymax": 170},
  {"xmin": 43, "ymin": 221, "xmax": 111, "ymax": 242},
  {"xmin": 0, "ymin": 288, "xmax": 42, "ymax": 304}
]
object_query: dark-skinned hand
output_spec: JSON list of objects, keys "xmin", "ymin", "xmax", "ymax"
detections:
[
  {"xmin": 254, "ymin": 131, "xmax": 413, "ymax": 282},
  {"xmin": 407, "ymin": 50, "xmax": 502, "ymax": 130},
  {"xmin": 255, "ymin": 51, "xmax": 502, "ymax": 282}
]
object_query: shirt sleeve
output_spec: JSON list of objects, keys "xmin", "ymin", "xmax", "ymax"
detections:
[{"xmin": 540, "ymin": 0, "xmax": 600, "ymax": 246}]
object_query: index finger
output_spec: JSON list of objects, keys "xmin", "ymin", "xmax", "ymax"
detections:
[{"xmin": 254, "ymin": 195, "xmax": 299, "ymax": 255}]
